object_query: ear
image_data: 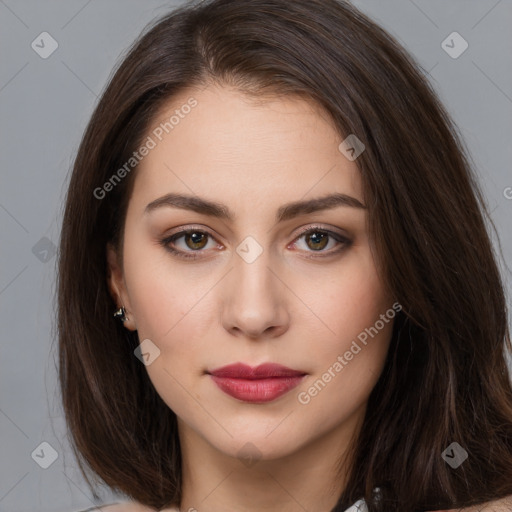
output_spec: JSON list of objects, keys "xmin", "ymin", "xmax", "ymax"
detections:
[{"xmin": 106, "ymin": 243, "xmax": 137, "ymax": 331}]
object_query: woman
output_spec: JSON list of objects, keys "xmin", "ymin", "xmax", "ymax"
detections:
[{"xmin": 58, "ymin": 0, "xmax": 512, "ymax": 510}]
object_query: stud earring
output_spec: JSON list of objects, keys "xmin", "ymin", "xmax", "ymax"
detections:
[{"xmin": 113, "ymin": 306, "xmax": 127, "ymax": 322}]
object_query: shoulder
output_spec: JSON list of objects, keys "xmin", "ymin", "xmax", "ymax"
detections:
[
  {"xmin": 463, "ymin": 494, "xmax": 512, "ymax": 511},
  {"xmin": 432, "ymin": 494, "xmax": 512, "ymax": 512}
]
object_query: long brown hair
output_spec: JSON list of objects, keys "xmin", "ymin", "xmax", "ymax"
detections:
[{"xmin": 57, "ymin": 0, "xmax": 512, "ymax": 510}]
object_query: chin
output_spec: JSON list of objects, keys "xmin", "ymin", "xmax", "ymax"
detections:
[{"xmin": 211, "ymin": 430, "xmax": 308, "ymax": 464}]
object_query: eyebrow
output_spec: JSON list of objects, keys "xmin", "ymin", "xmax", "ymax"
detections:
[{"xmin": 144, "ymin": 192, "xmax": 366, "ymax": 223}]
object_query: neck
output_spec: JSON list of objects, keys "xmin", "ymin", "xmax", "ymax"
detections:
[{"xmin": 174, "ymin": 405, "xmax": 365, "ymax": 512}]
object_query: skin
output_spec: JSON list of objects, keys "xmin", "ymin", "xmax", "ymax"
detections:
[
  {"xmin": 106, "ymin": 83, "xmax": 398, "ymax": 512},
  {"xmin": 98, "ymin": 495, "xmax": 512, "ymax": 512}
]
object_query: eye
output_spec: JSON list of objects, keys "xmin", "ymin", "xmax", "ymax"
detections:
[
  {"xmin": 290, "ymin": 226, "xmax": 352, "ymax": 258},
  {"xmin": 160, "ymin": 228, "xmax": 219, "ymax": 260},
  {"xmin": 159, "ymin": 225, "xmax": 352, "ymax": 261}
]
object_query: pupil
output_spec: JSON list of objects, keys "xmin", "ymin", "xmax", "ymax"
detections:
[
  {"xmin": 308, "ymin": 232, "xmax": 327, "ymax": 250},
  {"xmin": 187, "ymin": 232, "xmax": 206, "ymax": 249}
]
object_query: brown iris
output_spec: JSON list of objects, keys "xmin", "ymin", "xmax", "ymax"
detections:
[
  {"xmin": 184, "ymin": 232, "xmax": 208, "ymax": 250},
  {"xmin": 305, "ymin": 231, "xmax": 329, "ymax": 251}
]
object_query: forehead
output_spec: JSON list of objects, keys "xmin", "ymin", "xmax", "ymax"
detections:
[{"xmin": 129, "ymin": 84, "xmax": 363, "ymax": 218}]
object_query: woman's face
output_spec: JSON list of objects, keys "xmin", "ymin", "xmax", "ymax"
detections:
[{"xmin": 108, "ymin": 84, "xmax": 396, "ymax": 463}]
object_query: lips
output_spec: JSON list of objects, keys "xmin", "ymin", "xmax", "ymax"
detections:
[
  {"xmin": 209, "ymin": 362, "xmax": 305, "ymax": 379},
  {"xmin": 208, "ymin": 363, "xmax": 307, "ymax": 403}
]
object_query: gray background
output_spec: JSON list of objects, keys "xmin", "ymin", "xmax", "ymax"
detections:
[{"xmin": 1, "ymin": 1, "xmax": 511, "ymax": 511}]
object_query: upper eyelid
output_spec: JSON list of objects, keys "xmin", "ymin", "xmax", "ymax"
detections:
[{"xmin": 166, "ymin": 224, "xmax": 347, "ymax": 238}]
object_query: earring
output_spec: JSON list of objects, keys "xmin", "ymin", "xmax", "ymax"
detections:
[{"xmin": 113, "ymin": 306, "xmax": 127, "ymax": 322}]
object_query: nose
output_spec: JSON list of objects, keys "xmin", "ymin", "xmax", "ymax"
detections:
[{"xmin": 221, "ymin": 247, "xmax": 290, "ymax": 340}]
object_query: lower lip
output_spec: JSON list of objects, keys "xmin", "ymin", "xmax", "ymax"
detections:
[{"xmin": 210, "ymin": 375, "xmax": 305, "ymax": 403}]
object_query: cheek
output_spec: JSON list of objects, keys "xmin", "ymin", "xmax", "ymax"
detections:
[
  {"xmin": 123, "ymin": 251, "xmax": 209, "ymax": 412},
  {"xmin": 296, "ymin": 264, "xmax": 393, "ymax": 422},
  {"xmin": 125, "ymin": 268, "xmax": 183, "ymax": 340},
  {"xmin": 122, "ymin": 229, "xmax": 207, "ymax": 340},
  {"xmin": 121, "ymin": 234, "xmax": 215, "ymax": 398},
  {"xmin": 298, "ymin": 249, "xmax": 391, "ymax": 360}
]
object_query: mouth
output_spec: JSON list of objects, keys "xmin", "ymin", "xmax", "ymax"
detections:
[{"xmin": 207, "ymin": 362, "xmax": 307, "ymax": 403}]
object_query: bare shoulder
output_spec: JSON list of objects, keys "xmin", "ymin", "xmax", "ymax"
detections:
[{"xmin": 452, "ymin": 494, "xmax": 512, "ymax": 511}]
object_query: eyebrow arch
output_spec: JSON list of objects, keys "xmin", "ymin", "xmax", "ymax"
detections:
[{"xmin": 144, "ymin": 192, "xmax": 366, "ymax": 223}]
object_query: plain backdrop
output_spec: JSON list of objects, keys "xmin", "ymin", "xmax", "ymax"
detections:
[{"xmin": 1, "ymin": 1, "xmax": 511, "ymax": 510}]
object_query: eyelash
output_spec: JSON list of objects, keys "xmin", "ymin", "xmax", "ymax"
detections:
[{"xmin": 159, "ymin": 225, "xmax": 352, "ymax": 261}]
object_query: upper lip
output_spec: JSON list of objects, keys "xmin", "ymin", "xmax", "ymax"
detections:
[{"xmin": 208, "ymin": 362, "xmax": 306, "ymax": 379}]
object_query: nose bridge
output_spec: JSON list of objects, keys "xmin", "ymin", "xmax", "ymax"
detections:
[
  {"xmin": 221, "ymin": 234, "xmax": 288, "ymax": 337},
  {"xmin": 232, "ymin": 236, "xmax": 278, "ymax": 301}
]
